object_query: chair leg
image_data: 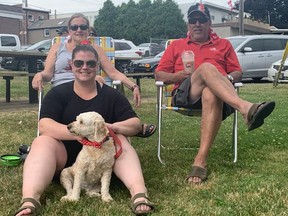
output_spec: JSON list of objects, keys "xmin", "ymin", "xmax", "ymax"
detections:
[
  {"xmin": 233, "ymin": 109, "xmax": 238, "ymax": 163},
  {"xmin": 157, "ymin": 84, "xmax": 165, "ymax": 165}
]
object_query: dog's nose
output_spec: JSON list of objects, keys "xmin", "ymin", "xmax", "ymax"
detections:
[{"xmin": 67, "ymin": 124, "xmax": 72, "ymax": 130}]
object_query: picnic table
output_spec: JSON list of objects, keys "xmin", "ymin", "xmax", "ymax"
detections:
[{"xmin": 0, "ymin": 50, "xmax": 46, "ymax": 103}]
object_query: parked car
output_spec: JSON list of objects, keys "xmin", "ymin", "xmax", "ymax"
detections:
[
  {"xmin": 1, "ymin": 39, "xmax": 51, "ymax": 71},
  {"xmin": 0, "ymin": 34, "xmax": 21, "ymax": 51},
  {"xmin": 125, "ymin": 51, "xmax": 164, "ymax": 77},
  {"xmin": 114, "ymin": 39, "xmax": 142, "ymax": 72},
  {"xmin": 267, "ymin": 59, "xmax": 288, "ymax": 83},
  {"xmin": 137, "ymin": 43, "xmax": 159, "ymax": 57},
  {"xmin": 226, "ymin": 35, "xmax": 288, "ymax": 80}
]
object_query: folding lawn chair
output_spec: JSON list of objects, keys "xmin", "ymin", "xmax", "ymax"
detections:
[{"xmin": 156, "ymin": 81, "xmax": 243, "ymax": 165}]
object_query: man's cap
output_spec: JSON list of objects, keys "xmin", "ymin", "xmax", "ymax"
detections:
[{"xmin": 187, "ymin": 3, "xmax": 210, "ymax": 19}]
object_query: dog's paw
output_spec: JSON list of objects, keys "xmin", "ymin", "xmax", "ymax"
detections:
[
  {"xmin": 60, "ymin": 195, "xmax": 79, "ymax": 202},
  {"xmin": 86, "ymin": 191, "xmax": 101, "ymax": 197},
  {"xmin": 102, "ymin": 195, "xmax": 113, "ymax": 202}
]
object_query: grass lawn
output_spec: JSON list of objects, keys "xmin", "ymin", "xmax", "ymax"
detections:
[{"xmin": 0, "ymin": 77, "xmax": 288, "ymax": 215}]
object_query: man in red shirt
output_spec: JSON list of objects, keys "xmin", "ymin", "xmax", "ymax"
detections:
[{"xmin": 155, "ymin": 3, "xmax": 275, "ymax": 184}]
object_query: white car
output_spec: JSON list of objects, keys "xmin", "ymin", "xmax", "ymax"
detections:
[
  {"xmin": 114, "ymin": 39, "xmax": 142, "ymax": 59},
  {"xmin": 137, "ymin": 43, "xmax": 158, "ymax": 57},
  {"xmin": 113, "ymin": 39, "xmax": 142, "ymax": 72},
  {"xmin": 267, "ymin": 59, "xmax": 288, "ymax": 83}
]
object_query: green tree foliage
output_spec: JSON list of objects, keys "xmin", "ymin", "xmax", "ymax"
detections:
[
  {"xmin": 235, "ymin": 0, "xmax": 288, "ymax": 29},
  {"xmin": 94, "ymin": 0, "xmax": 187, "ymax": 44}
]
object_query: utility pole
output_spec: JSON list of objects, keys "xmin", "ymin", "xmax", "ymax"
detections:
[
  {"xmin": 22, "ymin": 0, "xmax": 28, "ymax": 44},
  {"xmin": 239, "ymin": 0, "xmax": 245, "ymax": 35}
]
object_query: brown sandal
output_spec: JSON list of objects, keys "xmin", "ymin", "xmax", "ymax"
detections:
[
  {"xmin": 131, "ymin": 193, "xmax": 155, "ymax": 215},
  {"xmin": 247, "ymin": 101, "xmax": 275, "ymax": 131},
  {"xmin": 187, "ymin": 166, "xmax": 208, "ymax": 184},
  {"xmin": 14, "ymin": 198, "xmax": 41, "ymax": 216}
]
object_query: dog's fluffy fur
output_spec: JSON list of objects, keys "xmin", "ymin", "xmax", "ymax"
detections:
[{"xmin": 60, "ymin": 111, "xmax": 115, "ymax": 202}]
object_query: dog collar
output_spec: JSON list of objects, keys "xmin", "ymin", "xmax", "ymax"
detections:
[
  {"xmin": 79, "ymin": 128, "xmax": 122, "ymax": 159},
  {"xmin": 79, "ymin": 136, "xmax": 109, "ymax": 148}
]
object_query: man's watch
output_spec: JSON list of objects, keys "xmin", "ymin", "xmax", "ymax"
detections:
[{"xmin": 227, "ymin": 74, "xmax": 234, "ymax": 83}]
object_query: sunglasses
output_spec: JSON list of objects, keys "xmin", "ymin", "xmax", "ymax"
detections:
[
  {"xmin": 73, "ymin": 60, "xmax": 97, "ymax": 68},
  {"xmin": 188, "ymin": 17, "xmax": 208, "ymax": 24},
  {"xmin": 69, "ymin": 24, "xmax": 89, "ymax": 31}
]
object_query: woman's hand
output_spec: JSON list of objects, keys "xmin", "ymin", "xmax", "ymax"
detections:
[
  {"xmin": 32, "ymin": 72, "xmax": 44, "ymax": 91},
  {"xmin": 133, "ymin": 87, "xmax": 141, "ymax": 107}
]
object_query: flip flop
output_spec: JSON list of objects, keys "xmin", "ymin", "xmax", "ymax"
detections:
[
  {"xmin": 187, "ymin": 166, "xmax": 207, "ymax": 184},
  {"xmin": 247, "ymin": 101, "xmax": 275, "ymax": 131},
  {"xmin": 14, "ymin": 197, "xmax": 41, "ymax": 216},
  {"xmin": 135, "ymin": 124, "xmax": 157, "ymax": 138},
  {"xmin": 131, "ymin": 193, "xmax": 155, "ymax": 215}
]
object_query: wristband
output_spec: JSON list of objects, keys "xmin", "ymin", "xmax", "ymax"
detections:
[{"xmin": 130, "ymin": 84, "xmax": 139, "ymax": 92}]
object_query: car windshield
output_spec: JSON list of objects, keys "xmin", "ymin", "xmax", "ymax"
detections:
[{"xmin": 226, "ymin": 38, "xmax": 247, "ymax": 49}]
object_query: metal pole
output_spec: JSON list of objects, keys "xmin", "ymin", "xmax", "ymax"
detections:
[{"xmin": 239, "ymin": 0, "xmax": 244, "ymax": 35}]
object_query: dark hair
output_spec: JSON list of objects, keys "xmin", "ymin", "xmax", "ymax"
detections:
[
  {"xmin": 72, "ymin": 44, "xmax": 99, "ymax": 61},
  {"xmin": 57, "ymin": 26, "xmax": 68, "ymax": 36},
  {"xmin": 68, "ymin": 13, "xmax": 90, "ymax": 27},
  {"xmin": 89, "ymin": 26, "xmax": 97, "ymax": 36}
]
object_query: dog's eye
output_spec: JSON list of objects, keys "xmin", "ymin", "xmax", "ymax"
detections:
[{"xmin": 79, "ymin": 120, "xmax": 83, "ymax": 124}]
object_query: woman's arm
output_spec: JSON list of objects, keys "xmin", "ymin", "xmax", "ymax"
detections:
[
  {"xmin": 106, "ymin": 117, "xmax": 141, "ymax": 137},
  {"xmin": 93, "ymin": 44, "xmax": 141, "ymax": 107},
  {"xmin": 39, "ymin": 118, "xmax": 79, "ymax": 140},
  {"xmin": 32, "ymin": 43, "xmax": 60, "ymax": 90}
]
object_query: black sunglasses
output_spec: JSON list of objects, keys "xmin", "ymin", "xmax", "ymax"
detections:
[
  {"xmin": 69, "ymin": 24, "xmax": 89, "ymax": 31},
  {"xmin": 188, "ymin": 17, "xmax": 208, "ymax": 24},
  {"xmin": 73, "ymin": 60, "xmax": 97, "ymax": 68}
]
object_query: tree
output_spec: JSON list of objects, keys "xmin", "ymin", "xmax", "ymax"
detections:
[
  {"xmin": 234, "ymin": 0, "xmax": 288, "ymax": 29},
  {"xmin": 95, "ymin": 0, "xmax": 187, "ymax": 44}
]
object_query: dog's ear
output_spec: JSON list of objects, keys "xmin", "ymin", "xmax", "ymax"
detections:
[{"xmin": 93, "ymin": 117, "xmax": 109, "ymax": 142}]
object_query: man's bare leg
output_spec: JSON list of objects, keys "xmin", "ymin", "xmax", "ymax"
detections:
[{"xmin": 187, "ymin": 88, "xmax": 223, "ymax": 184}]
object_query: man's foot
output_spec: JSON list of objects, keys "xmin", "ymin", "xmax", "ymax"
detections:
[
  {"xmin": 14, "ymin": 198, "xmax": 41, "ymax": 216},
  {"xmin": 131, "ymin": 193, "xmax": 155, "ymax": 215},
  {"xmin": 187, "ymin": 166, "xmax": 207, "ymax": 184},
  {"xmin": 247, "ymin": 101, "xmax": 275, "ymax": 131}
]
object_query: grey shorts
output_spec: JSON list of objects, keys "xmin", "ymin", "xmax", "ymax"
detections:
[{"xmin": 172, "ymin": 77, "xmax": 234, "ymax": 120}]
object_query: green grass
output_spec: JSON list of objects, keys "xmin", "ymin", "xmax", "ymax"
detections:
[{"xmin": 1, "ymin": 77, "xmax": 288, "ymax": 215}]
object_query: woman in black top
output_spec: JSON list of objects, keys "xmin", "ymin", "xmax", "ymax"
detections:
[{"xmin": 14, "ymin": 44, "xmax": 154, "ymax": 216}]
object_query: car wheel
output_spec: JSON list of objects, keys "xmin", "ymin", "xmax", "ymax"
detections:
[
  {"xmin": 18, "ymin": 60, "xmax": 28, "ymax": 71},
  {"xmin": 252, "ymin": 77, "xmax": 263, "ymax": 82}
]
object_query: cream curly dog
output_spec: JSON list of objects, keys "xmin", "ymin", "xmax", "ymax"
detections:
[{"xmin": 60, "ymin": 111, "xmax": 115, "ymax": 202}]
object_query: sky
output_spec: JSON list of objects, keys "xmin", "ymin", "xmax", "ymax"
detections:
[{"xmin": 0, "ymin": 0, "xmax": 234, "ymax": 14}]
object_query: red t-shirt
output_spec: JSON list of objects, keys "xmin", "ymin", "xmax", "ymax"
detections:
[{"xmin": 156, "ymin": 35, "xmax": 241, "ymax": 88}]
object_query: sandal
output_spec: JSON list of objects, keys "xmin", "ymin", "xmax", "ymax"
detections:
[
  {"xmin": 135, "ymin": 124, "xmax": 157, "ymax": 138},
  {"xmin": 247, "ymin": 101, "xmax": 275, "ymax": 131},
  {"xmin": 14, "ymin": 198, "xmax": 41, "ymax": 216},
  {"xmin": 131, "ymin": 193, "xmax": 155, "ymax": 215},
  {"xmin": 187, "ymin": 166, "xmax": 207, "ymax": 184}
]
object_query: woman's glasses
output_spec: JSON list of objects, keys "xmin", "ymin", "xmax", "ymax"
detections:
[
  {"xmin": 188, "ymin": 17, "xmax": 208, "ymax": 24},
  {"xmin": 69, "ymin": 24, "xmax": 88, "ymax": 31},
  {"xmin": 73, "ymin": 60, "xmax": 97, "ymax": 68}
]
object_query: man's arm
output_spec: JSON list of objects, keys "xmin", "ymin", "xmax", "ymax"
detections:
[
  {"xmin": 227, "ymin": 70, "xmax": 242, "ymax": 83},
  {"xmin": 155, "ymin": 70, "xmax": 191, "ymax": 85}
]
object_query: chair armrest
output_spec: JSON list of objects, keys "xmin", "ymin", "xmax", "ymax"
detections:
[
  {"xmin": 112, "ymin": 80, "xmax": 122, "ymax": 90},
  {"xmin": 234, "ymin": 82, "xmax": 243, "ymax": 88},
  {"xmin": 155, "ymin": 81, "xmax": 164, "ymax": 86}
]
